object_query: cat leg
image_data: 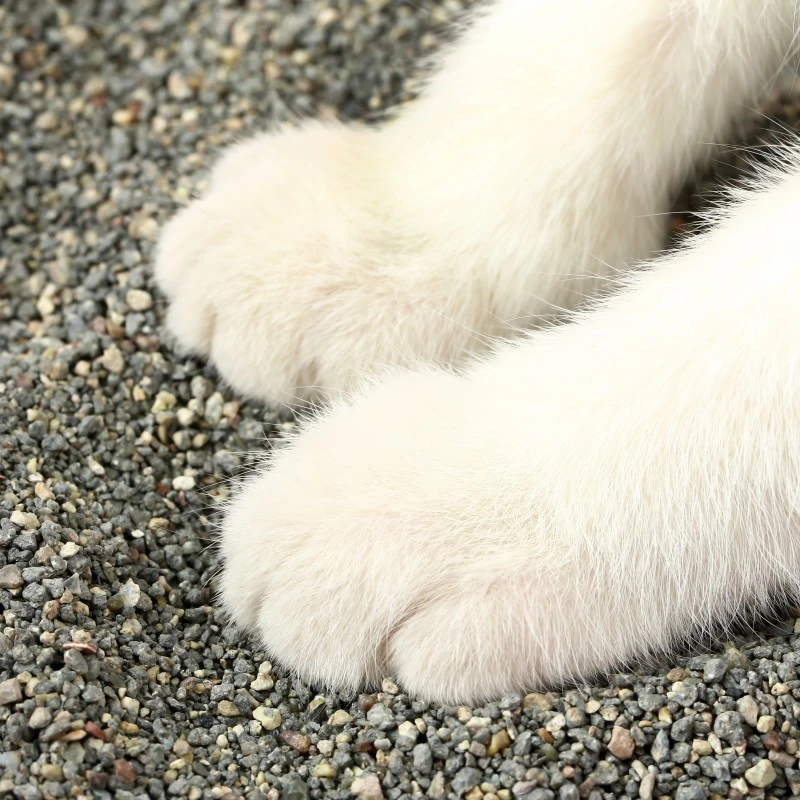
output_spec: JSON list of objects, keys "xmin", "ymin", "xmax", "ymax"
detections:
[
  {"xmin": 220, "ymin": 150, "xmax": 800, "ymax": 702},
  {"xmin": 154, "ymin": 0, "xmax": 796, "ymax": 403}
]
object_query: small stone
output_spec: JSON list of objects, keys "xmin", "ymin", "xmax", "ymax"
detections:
[
  {"xmin": 725, "ymin": 647, "xmax": 749, "ymax": 670},
  {"xmin": 114, "ymin": 758, "xmax": 136, "ymax": 784},
  {"xmin": 85, "ymin": 722, "xmax": 106, "ymax": 741},
  {"xmin": 280, "ymin": 730, "xmax": 311, "ymax": 753},
  {"xmin": 62, "ymin": 24, "xmax": 88, "ymax": 46},
  {"xmin": 176, "ymin": 407, "xmax": 197, "ymax": 427},
  {"xmin": 0, "ymin": 565, "xmax": 23, "ymax": 590},
  {"xmin": 329, "ymin": 709, "xmax": 352, "ymax": 726},
  {"xmin": 217, "ymin": 701, "xmax": 240, "ymax": 717},
  {"xmin": 608, "ymin": 726, "xmax": 635, "ymax": 759},
  {"xmin": 429, "ymin": 773, "xmax": 447, "ymax": 800},
  {"xmin": 120, "ymin": 618, "xmax": 142, "ymax": 636},
  {"xmin": 591, "ymin": 761, "xmax": 619, "ymax": 786},
  {"xmin": 204, "ymin": 393, "xmax": 224, "ymax": 425},
  {"xmin": 312, "ymin": 763, "xmax": 337, "ymax": 779},
  {"xmin": 59, "ymin": 542, "xmax": 80, "ymax": 558},
  {"xmin": 675, "ymin": 780, "xmax": 707, "ymax": 800},
  {"xmin": 692, "ymin": 739, "xmax": 713, "ymax": 756},
  {"xmin": 366, "ymin": 703, "xmax": 394, "ymax": 730},
  {"xmin": 396, "ymin": 720, "xmax": 419, "ymax": 750},
  {"xmin": 0, "ymin": 678, "xmax": 22, "ymax": 705},
  {"xmin": 453, "ymin": 767, "xmax": 482, "ymax": 796},
  {"xmin": 713, "ymin": 711, "xmax": 744, "ymax": 745},
  {"xmin": 128, "ymin": 214, "xmax": 159, "ymax": 241},
  {"xmin": 639, "ymin": 773, "xmax": 655, "ymax": 800},
  {"xmin": 10, "ymin": 510, "xmax": 38, "ymax": 529},
  {"xmin": 87, "ymin": 458, "xmax": 105, "ymax": 476},
  {"xmin": 126, "ymin": 289, "xmax": 153, "ymax": 311},
  {"xmin": 282, "ymin": 774, "xmax": 310, "ymax": 800},
  {"xmin": 351, "ymin": 773, "xmax": 384, "ymax": 800},
  {"xmin": 744, "ymin": 758, "xmax": 777, "ymax": 788},
  {"xmin": 40, "ymin": 718, "xmax": 73, "ymax": 742},
  {"xmin": 40, "ymin": 764, "xmax": 63, "ymax": 781},
  {"xmin": 637, "ymin": 693, "xmax": 663, "ymax": 713},
  {"xmin": 703, "ymin": 658, "xmax": 727, "ymax": 683},
  {"xmin": 28, "ymin": 707, "xmax": 52, "ymax": 729},
  {"xmin": 172, "ymin": 475, "xmax": 195, "ymax": 491},
  {"xmin": 736, "ymin": 695, "xmax": 759, "ymax": 727},
  {"xmin": 757, "ymin": 715, "xmax": 776, "ymax": 733},
  {"xmin": 412, "ymin": 743, "xmax": 433, "ymax": 774},
  {"xmin": 487, "ymin": 729, "xmax": 511, "ymax": 756},
  {"xmin": 100, "ymin": 346, "xmax": 124, "ymax": 373},
  {"xmin": 112, "ymin": 107, "xmax": 136, "ymax": 126},
  {"xmin": 466, "ymin": 716, "xmax": 491, "ymax": 734},
  {"xmin": 35, "ymin": 111, "xmax": 59, "ymax": 130},
  {"xmin": 651, "ymin": 730, "xmax": 670, "ymax": 763},
  {"xmin": 167, "ymin": 70, "xmax": 192, "ymax": 99},
  {"xmin": 64, "ymin": 649, "xmax": 89, "ymax": 674},
  {"xmin": 669, "ymin": 715, "xmax": 692, "ymax": 744},
  {"xmin": 118, "ymin": 578, "xmax": 140, "ymax": 609},
  {"xmin": 523, "ymin": 693, "xmax": 554, "ymax": 711},
  {"xmin": 253, "ymin": 707, "xmax": 281, "ymax": 730},
  {"xmin": 151, "ymin": 391, "xmax": 177, "ymax": 413}
]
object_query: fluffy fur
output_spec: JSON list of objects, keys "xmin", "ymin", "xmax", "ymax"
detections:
[{"xmin": 155, "ymin": 0, "xmax": 800, "ymax": 702}]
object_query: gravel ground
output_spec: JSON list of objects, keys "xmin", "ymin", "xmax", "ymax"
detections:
[{"xmin": 3, "ymin": 2, "xmax": 800, "ymax": 799}]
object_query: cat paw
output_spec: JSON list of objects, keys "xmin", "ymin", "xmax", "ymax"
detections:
[
  {"xmin": 154, "ymin": 123, "xmax": 494, "ymax": 404},
  {"xmin": 218, "ymin": 364, "xmax": 628, "ymax": 703}
]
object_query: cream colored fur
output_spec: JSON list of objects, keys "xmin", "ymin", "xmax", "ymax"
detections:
[{"xmin": 155, "ymin": 0, "xmax": 800, "ymax": 702}]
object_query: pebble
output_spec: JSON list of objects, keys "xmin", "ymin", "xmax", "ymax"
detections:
[
  {"xmin": 0, "ymin": 678, "xmax": 22, "ymax": 705},
  {"xmin": 28, "ymin": 707, "xmax": 52, "ymax": 729},
  {"xmin": 253, "ymin": 706, "xmax": 281, "ymax": 730},
  {"xmin": 217, "ymin": 700, "xmax": 240, "ymax": 717},
  {"xmin": 351, "ymin": 773, "xmax": 384, "ymax": 800},
  {"xmin": 366, "ymin": 703, "xmax": 394, "ymax": 730},
  {"xmin": 35, "ymin": 111, "xmax": 59, "ymax": 130},
  {"xmin": 736, "ymin": 695, "xmax": 759, "ymax": 726},
  {"xmin": 713, "ymin": 711, "xmax": 745, "ymax": 745},
  {"xmin": 100, "ymin": 346, "xmax": 124, "ymax": 373},
  {"xmin": 329, "ymin": 709, "xmax": 353, "ymax": 726},
  {"xmin": 675, "ymin": 780, "xmax": 707, "ymax": 800},
  {"xmin": 756, "ymin": 715, "xmax": 776, "ymax": 733},
  {"xmin": 311, "ymin": 762, "xmax": 337, "ymax": 779},
  {"xmin": 172, "ymin": 475, "xmax": 196, "ymax": 491},
  {"xmin": 10, "ymin": 510, "xmax": 39, "ymax": 529},
  {"xmin": 651, "ymin": 730, "xmax": 670, "ymax": 763},
  {"xmin": 126, "ymin": 289, "xmax": 153, "ymax": 311},
  {"xmin": 608, "ymin": 726, "xmax": 635, "ymax": 759},
  {"xmin": 744, "ymin": 758, "xmax": 777, "ymax": 787},
  {"xmin": 0, "ymin": 565, "xmax": 23, "ymax": 590},
  {"xmin": 280, "ymin": 730, "xmax": 311, "ymax": 753},
  {"xmin": 167, "ymin": 70, "xmax": 192, "ymax": 99},
  {"xmin": 453, "ymin": 767, "xmax": 483, "ymax": 796},
  {"xmin": 702, "ymin": 658, "xmax": 727, "ymax": 682},
  {"xmin": 487, "ymin": 729, "xmax": 511, "ymax": 756}
]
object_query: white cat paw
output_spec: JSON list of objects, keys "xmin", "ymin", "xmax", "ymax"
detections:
[
  {"xmin": 154, "ymin": 123, "xmax": 495, "ymax": 404},
  {"xmin": 218, "ymin": 364, "xmax": 628, "ymax": 703}
]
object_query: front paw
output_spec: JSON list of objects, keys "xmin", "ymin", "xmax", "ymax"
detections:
[
  {"xmin": 218, "ymin": 367, "xmax": 608, "ymax": 703},
  {"xmin": 154, "ymin": 123, "xmax": 490, "ymax": 405}
]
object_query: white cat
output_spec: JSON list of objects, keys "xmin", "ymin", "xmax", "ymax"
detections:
[{"xmin": 154, "ymin": 0, "xmax": 800, "ymax": 703}]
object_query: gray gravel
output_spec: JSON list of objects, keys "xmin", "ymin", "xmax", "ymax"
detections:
[{"xmin": 4, "ymin": 1, "xmax": 800, "ymax": 799}]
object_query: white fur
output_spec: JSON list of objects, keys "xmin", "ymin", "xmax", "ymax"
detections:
[
  {"xmin": 156, "ymin": 0, "xmax": 800, "ymax": 702},
  {"xmin": 155, "ymin": 0, "xmax": 795, "ymax": 403}
]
